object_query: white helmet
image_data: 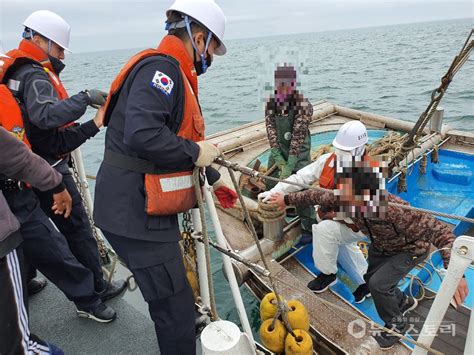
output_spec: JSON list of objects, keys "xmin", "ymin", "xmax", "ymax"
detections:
[
  {"xmin": 332, "ymin": 121, "xmax": 368, "ymax": 151},
  {"xmin": 23, "ymin": 10, "xmax": 71, "ymax": 51},
  {"xmin": 166, "ymin": 0, "xmax": 227, "ymax": 56}
]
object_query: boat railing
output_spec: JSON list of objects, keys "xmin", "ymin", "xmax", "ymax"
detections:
[{"xmin": 413, "ymin": 235, "xmax": 474, "ymax": 355}]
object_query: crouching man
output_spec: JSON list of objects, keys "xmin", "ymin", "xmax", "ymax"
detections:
[
  {"xmin": 260, "ymin": 121, "xmax": 370, "ymax": 301},
  {"xmin": 267, "ymin": 155, "xmax": 468, "ymax": 349}
]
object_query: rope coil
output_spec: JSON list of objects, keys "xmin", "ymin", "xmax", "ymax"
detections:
[{"xmin": 257, "ymin": 200, "xmax": 286, "ymax": 223}]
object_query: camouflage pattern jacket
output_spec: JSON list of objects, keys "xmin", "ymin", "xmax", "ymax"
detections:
[
  {"xmin": 265, "ymin": 99, "xmax": 313, "ymax": 157},
  {"xmin": 287, "ymin": 190, "xmax": 454, "ymax": 267}
]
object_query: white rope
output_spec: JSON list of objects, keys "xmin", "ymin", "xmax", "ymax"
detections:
[{"xmin": 214, "ymin": 158, "xmax": 474, "ymax": 224}]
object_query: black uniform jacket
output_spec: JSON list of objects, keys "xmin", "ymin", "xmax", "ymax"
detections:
[{"xmin": 94, "ymin": 55, "xmax": 219, "ymax": 242}]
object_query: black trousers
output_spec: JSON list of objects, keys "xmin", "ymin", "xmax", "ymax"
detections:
[
  {"xmin": 104, "ymin": 231, "xmax": 195, "ymax": 355},
  {"xmin": 35, "ymin": 173, "xmax": 104, "ymax": 288},
  {"xmin": 364, "ymin": 246, "xmax": 427, "ymax": 326},
  {"xmin": 6, "ymin": 189, "xmax": 100, "ymax": 310},
  {"xmin": 0, "ymin": 247, "xmax": 51, "ymax": 355}
]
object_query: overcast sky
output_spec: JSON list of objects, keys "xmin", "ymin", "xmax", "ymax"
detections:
[{"xmin": 1, "ymin": 0, "xmax": 472, "ymax": 53}]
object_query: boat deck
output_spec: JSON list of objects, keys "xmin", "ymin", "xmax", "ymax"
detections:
[
  {"xmin": 29, "ymin": 277, "xmax": 159, "ymax": 354},
  {"xmin": 412, "ymin": 290, "xmax": 470, "ymax": 354}
]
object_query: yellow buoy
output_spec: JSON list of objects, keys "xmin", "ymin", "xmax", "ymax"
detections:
[
  {"xmin": 259, "ymin": 292, "xmax": 283, "ymax": 320},
  {"xmin": 285, "ymin": 329, "xmax": 313, "ymax": 355},
  {"xmin": 287, "ymin": 300, "xmax": 310, "ymax": 331},
  {"xmin": 259, "ymin": 319, "xmax": 287, "ymax": 353}
]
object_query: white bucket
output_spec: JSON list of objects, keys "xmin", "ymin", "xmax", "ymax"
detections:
[{"xmin": 201, "ymin": 320, "xmax": 255, "ymax": 355}]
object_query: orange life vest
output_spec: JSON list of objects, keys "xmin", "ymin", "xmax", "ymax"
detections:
[
  {"xmin": 0, "ymin": 53, "xmax": 35, "ymax": 148},
  {"xmin": 0, "ymin": 40, "xmax": 72, "ymax": 149},
  {"xmin": 319, "ymin": 153, "xmax": 336, "ymax": 189},
  {"xmin": 0, "ymin": 84, "xmax": 31, "ymax": 147},
  {"xmin": 103, "ymin": 35, "xmax": 205, "ymax": 216},
  {"xmin": 5, "ymin": 40, "xmax": 69, "ymax": 100}
]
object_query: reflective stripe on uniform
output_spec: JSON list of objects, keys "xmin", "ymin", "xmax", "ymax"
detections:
[
  {"xmin": 160, "ymin": 174, "xmax": 194, "ymax": 192},
  {"xmin": 7, "ymin": 79, "xmax": 20, "ymax": 91}
]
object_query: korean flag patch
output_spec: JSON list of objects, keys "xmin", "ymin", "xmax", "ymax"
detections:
[{"xmin": 151, "ymin": 70, "xmax": 174, "ymax": 96}]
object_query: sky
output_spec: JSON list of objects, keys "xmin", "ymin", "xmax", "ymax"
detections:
[{"xmin": 1, "ymin": 0, "xmax": 473, "ymax": 53}]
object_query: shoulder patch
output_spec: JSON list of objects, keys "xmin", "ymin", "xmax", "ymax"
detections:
[{"xmin": 150, "ymin": 70, "xmax": 174, "ymax": 96}]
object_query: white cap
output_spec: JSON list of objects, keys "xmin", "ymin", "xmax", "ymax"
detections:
[
  {"xmin": 23, "ymin": 10, "xmax": 71, "ymax": 51},
  {"xmin": 166, "ymin": 0, "xmax": 227, "ymax": 55},
  {"xmin": 332, "ymin": 121, "xmax": 368, "ymax": 151}
]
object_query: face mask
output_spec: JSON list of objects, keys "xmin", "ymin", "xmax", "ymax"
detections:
[
  {"xmin": 48, "ymin": 55, "xmax": 65, "ymax": 75},
  {"xmin": 335, "ymin": 148, "xmax": 353, "ymax": 157},
  {"xmin": 194, "ymin": 49, "xmax": 212, "ymax": 76},
  {"xmin": 335, "ymin": 146, "xmax": 365, "ymax": 157}
]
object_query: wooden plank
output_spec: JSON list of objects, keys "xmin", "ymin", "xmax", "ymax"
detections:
[{"xmin": 410, "ymin": 290, "xmax": 470, "ymax": 354}]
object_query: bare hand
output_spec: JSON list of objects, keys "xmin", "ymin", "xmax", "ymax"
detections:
[
  {"xmin": 52, "ymin": 189, "xmax": 72, "ymax": 218},
  {"xmin": 453, "ymin": 277, "xmax": 469, "ymax": 308},
  {"xmin": 267, "ymin": 192, "xmax": 286, "ymax": 210},
  {"xmin": 93, "ymin": 106, "xmax": 105, "ymax": 129}
]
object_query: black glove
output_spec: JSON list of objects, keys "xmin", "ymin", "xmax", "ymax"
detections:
[{"xmin": 85, "ymin": 89, "xmax": 108, "ymax": 108}]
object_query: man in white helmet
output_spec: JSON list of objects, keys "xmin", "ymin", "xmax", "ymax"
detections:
[
  {"xmin": 94, "ymin": 1, "xmax": 236, "ymax": 353},
  {"xmin": 2, "ymin": 10, "xmax": 127, "ymax": 323},
  {"xmin": 259, "ymin": 121, "xmax": 370, "ymax": 300}
]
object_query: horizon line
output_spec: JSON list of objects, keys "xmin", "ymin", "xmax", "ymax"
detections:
[{"xmin": 75, "ymin": 17, "xmax": 472, "ymax": 55}]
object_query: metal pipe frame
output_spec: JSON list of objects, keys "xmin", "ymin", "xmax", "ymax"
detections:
[{"xmin": 412, "ymin": 235, "xmax": 474, "ymax": 354}]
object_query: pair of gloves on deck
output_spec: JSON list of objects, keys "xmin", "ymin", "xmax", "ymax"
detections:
[{"xmin": 271, "ymin": 148, "xmax": 298, "ymax": 180}]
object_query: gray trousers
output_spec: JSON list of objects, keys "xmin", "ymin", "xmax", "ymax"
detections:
[{"xmin": 364, "ymin": 246, "xmax": 427, "ymax": 326}]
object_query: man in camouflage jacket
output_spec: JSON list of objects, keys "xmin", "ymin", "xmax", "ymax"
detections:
[{"xmin": 268, "ymin": 162, "xmax": 468, "ymax": 349}]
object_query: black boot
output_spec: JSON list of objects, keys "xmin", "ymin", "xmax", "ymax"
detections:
[
  {"xmin": 28, "ymin": 277, "xmax": 48, "ymax": 295},
  {"xmin": 307, "ymin": 273, "xmax": 337, "ymax": 293}
]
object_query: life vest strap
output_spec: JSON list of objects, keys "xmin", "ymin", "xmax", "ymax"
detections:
[{"xmin": 103, "ymin": 149, "xmax": 189, "ymax": 175}]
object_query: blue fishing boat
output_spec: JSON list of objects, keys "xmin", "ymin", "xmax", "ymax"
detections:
[{"xmin": 209, "ymin": 100, "xmax": 474, "ymax": 354}]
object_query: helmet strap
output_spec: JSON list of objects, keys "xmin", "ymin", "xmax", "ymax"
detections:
[
  {"xmin": 184, "ymin": 15, "xmax": 213, "ymax": 74},
  {"xmin": 23, "ymin": 28, "xmax": 53, "ymax": 56},
  {"xmin": 351, "ymin": 146, "xmax": 366, "ymax": 157}
]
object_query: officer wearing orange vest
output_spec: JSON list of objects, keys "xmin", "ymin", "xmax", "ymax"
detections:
[
  {"xmin": 1, "ymin": 10, "xmax": 125, "ymax": 322},
  {"xmin": 94, "ymin": 0, "xmax": 236, "ymax": 353}
]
